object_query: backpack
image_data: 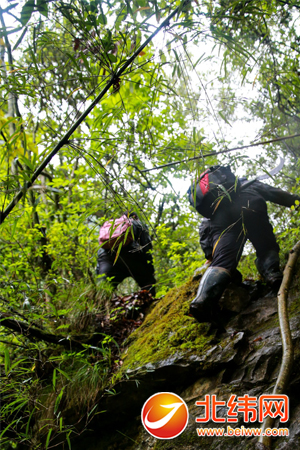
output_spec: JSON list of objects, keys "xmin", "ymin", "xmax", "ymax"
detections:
[
  {"xmin": 98, "ymin": 214, "xmax": 134, "ymax": 250},
  {"xmin": 187, "ymin": 165, "xmax": 238, "ymax": 218}
]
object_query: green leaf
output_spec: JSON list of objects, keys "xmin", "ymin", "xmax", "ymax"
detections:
[
  {"xmin": 4, "ymin": 348, "xmax": 10, "ymax": 375},
  {"xmin": 268, "ymin": 85, "xmax": 274, "ymax": 108},
  {"xmin": 114, "ymin": 241, "xmax": 123, "ymax": 263},
  {"xmin": 66, "ymin": 432, "xmax": 72, "ymax": 450},
  {"xmin": 80, "ymin": 53, "xmax": 92, "ymax": 74},
  {"xmin": 10, "ymin": 358, "xmax": 27, "ymax": 372},
  {"xmin": 12, "ymin": 26, "xmax": 28, "ymax": 51},
  {"xmin": 25, "ymin": 408, "xmax": 35, "ymax": 437},
  {"xmin": 98, "ymin": 0, "xmax": 107, "ymax": 25},
  {"xmin": 125, "ymin": 0, "xmax": 133, "ymax": 16},
  {"xmin": 87, "ymin": 404, "xmax": 98, "ymax": 418},
  {"xmin": 10, "ymin": 215, "xmax": 18, "ymax": 239},
  {"xmin": 218, "ymin": 111, "xmax": 232, "ymax": 127},
  {"xmin": 45, "ymin": 428, "xmax": 52, "ymax": 449},
  {"xmin": 57, "ymin": 368, "xmax": 72, "ymax": 380},
  {"xmin": 20, "ymin": 1, "xmax": 35, "ymax": 26},
  {"xmin": 0, "ymin": 117, "xmax": 17, "ymax": 133},
  {"xmin": 0, "ymin": 419, "xmax": 20, "ymax": 439},
  {"xmin": 36, "ymin": 0, "xmax": 48, "ymax": 17},
  {"xmin": 218, "ymin": 183, "xmax": 232, "ymax": 201},
  {"xmin": 193, "ymin": 126, "xmax": 196, "ymax": 143},
  {"xmin": 56, "ymin": 324, "xmax": 70, "ymax": 330},
  {"xmin": 98, "ymin": 12, "xmax": 107, "ymax": 25},
  {"xmin": 52, "ymin": 368, "xmax": 57, "ymax": 390},
  {"xmin": 54, "ymin": 387, "xmax": 65, "ymax": 414},
  {"xmin": 18, "ymin": 154, "xmax": 35, "ymax": 170},
  {"xmin": 108, "ymin": 54, "xmax": 117, "ymax": 62}
]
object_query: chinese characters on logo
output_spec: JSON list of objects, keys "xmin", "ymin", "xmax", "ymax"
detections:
[{"xmin": 195, "ymin": 394, "xmax": 289, "ymax": 423}]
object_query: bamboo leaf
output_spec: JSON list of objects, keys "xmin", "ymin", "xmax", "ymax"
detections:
[
  {"xmin": 12, "ymin": 26, "xmax": 28, "ymax": 51},
  {"xmin": 268, "ymin": 84, "xmax": 275, "ymax": 108},
  {"xmin": 20, "ymin": 1, "xmax": 35, "ymax": 26},
  {"xmin": 135, "ymin": 6, "xmax": 151, "ymax": 13},
  {"xmin": 52, "ymin": 368, "xmax": 57, "ymax": 390},
  {"xmin": 45, "ymin": 428, "xmax": 52, "ymax": 449},
  {"xmin": 114, "ymin": 241, "xmax": 123, "ymax": 263},
  {"xmin": 25, "ymin": 408, "xmax": 35, "ymax": 437},
  {"xmin": 10, "ymin": 358, "xmax": 27, "ymax": 372},
  {"xmin": 4, "ymin": 348, "xmax": 10, "ymax": 375},
  {"xmin": 57, "ymin": 368, "xmax": 72, "ymax": 380},
  {"xmin": 0, "ymin": 419, "xmax": 19, "ymax": 439},
  {"xmin": 87, "ymin": 404, "xmax": 98, "ymax": 418},
  {"xmin": 218, "ymin": 111, "xmax": 232, "ymax": 127},
  {"xmin": 54, "ymin": 387, "xmax": 65, "ymax": 414},
  {"xmin": 66, "ymin": 433, "xmax": 72, "ymax": 450},
  {"xmin": 36, "ymin": 0, "xmax": 48, "ymax": 17}
]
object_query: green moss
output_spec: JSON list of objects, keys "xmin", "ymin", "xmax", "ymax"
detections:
[
  {"xmin": 288, "ymin": 292, "xmax": 300, "ymax": 317},
  {"xmin": 118, "ymin": 278, "xmax": 214, "ymax": 375}
]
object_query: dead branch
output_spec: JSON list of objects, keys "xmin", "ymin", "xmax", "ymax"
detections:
[{"xmin": 0, "ymin": 312, "xmax": 85, "ymax": 350}]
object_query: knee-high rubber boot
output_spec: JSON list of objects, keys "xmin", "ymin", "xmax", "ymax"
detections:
[
  {"xmin": 189, "ymin": 267, "xmax": 231, "ymax": 324},
  {"xmin": 255, "ymin": 250, "xmax": 282, "ymax": 290}
]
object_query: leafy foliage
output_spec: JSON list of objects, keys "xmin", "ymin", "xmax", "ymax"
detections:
[{"xmin": 0, "ymin": 0, "xmax": 300, "ymax": 448}]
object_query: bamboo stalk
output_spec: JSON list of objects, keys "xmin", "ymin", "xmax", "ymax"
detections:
[{"xmin": 141, "ymin": 133, "xmax": 300, "ymax": 173}]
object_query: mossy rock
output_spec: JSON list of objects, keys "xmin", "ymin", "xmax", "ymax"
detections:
[{"xmin": 119, "ymin": 277, "xmax": 214, "ymax": 375}]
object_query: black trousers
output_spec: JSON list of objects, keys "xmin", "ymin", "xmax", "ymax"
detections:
[
  {"xmin": 209, "ymin": 191, "xmax": 280, "ymax": 275},
  {"xmin": 96, "ymin": 249, "xmax": 156, "ymax": 295}
]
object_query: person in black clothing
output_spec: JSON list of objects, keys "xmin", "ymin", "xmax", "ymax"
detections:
[
  {"xmin": 198, "ymin": 217, "xmax": 243, "ymax": 284},
  {"xmin": 190, "ymin": 175, "xmax": 300, "ymax": 325},
  {"xmin": 199, "ymin": 218, "xmax": 213, "ymax": 261},
  {"xmin": 96, "ymin": 212, "xmax": 156, "ymax": 296}
]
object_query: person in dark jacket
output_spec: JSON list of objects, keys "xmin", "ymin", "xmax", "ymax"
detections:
[
  {"xmin": 190, "ymin": 176, "xmax": 300, "ymax": 326},
  {"xmin": 96, "ymin": 212, "xmax": 156, "ymax": 296},
  {"xmin": 199, "ymin": 218, "xmax": 213, "ymax": 261},
  {"xmin": 198, "ymin": 217, "xmax": 243, "ymax": 284}
]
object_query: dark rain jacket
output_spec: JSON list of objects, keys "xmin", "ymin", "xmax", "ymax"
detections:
[
  {"xmin": 198, "ymin": 179, "xmax": 300, "ymax": 272},
  {"xmin": 208, "ymin": 178, "xmax": 300, "ymax": 230}
]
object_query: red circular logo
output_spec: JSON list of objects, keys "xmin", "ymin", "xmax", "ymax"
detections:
[{"xmin": 141, "ymin": 392, "xmax": 189, "ymax": 439}]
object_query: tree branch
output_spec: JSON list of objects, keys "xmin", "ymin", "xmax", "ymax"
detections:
[
  {"xmin": 0, "ymin": 312, "xmax": 85, "ymax": 350},
  {"xmin": 0, "ymin": 6, "xmax": 22, "ymax": 119},
  {"xmin": 258, "ymin": 240, "xmax": 300, "ymax": 449}
]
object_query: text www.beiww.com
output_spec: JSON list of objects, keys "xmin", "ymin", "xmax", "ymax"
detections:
[{"xmin": 197, "ymin": 426, "xmax": 289, "ymax": 437}]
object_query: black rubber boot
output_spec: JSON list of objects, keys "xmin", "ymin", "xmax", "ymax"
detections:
[
  {"xmin": 189, "ymin": 266, "xmax": 231, "ymax": 325},
  {"xmin": 255, "ymin": 250, "xmax": 282, "ymax": 290}
]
